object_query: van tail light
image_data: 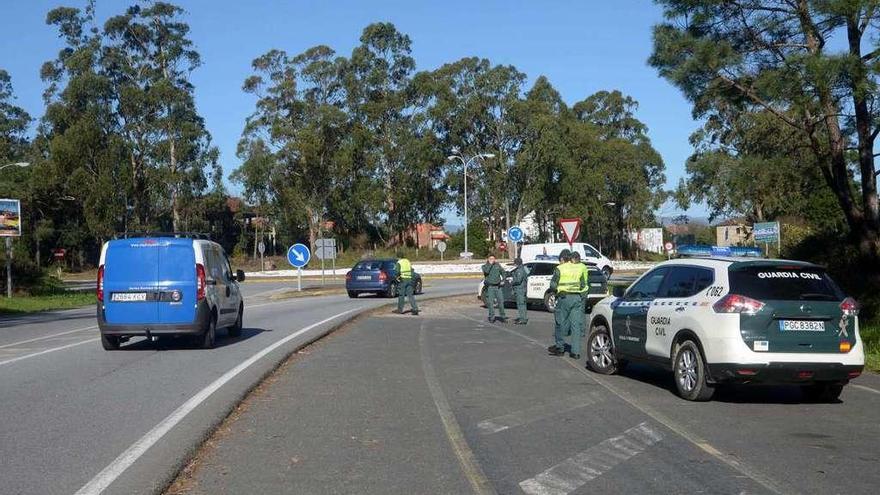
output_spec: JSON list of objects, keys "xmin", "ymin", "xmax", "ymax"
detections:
[
  {"xmin": 840, "ymin": 297, "xmax": 859, "ymax": 316},
  {"xmin": 378, "ymin": 271, "xmax": 388, "ymax": 282},
  {"xmin": 196, "ymin": 263, "xmax": 206, "ymax": 301},
  {"xmin": 713, "ymin": 294, "xmax": 765, "ymax": 315},
  {"xmin": 97, "ymin": 265, "xmax": 105, "ymax": 302}
]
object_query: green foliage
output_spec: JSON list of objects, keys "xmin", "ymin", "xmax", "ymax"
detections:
[
  {"xmin": 0, "ymin": 291, "xmax": 96, "ymax": 314},
  {"xmin": 446, "ymin": 219, "xmax": 491, "ymax": 258},
  {"xmin": 651, "ymin": 0, "xmax": 880, "ymax": 260}
]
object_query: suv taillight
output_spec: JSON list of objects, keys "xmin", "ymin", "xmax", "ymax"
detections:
[
  {"xmin": 840, "ymin": 297, "xmax": 859, "ymax": 316},
  {"xmin": 378, "ymin": 271, "xmax": 387, "ymax": 282},
  {"xmin": 196, "ymin": 263, "xmax": 206, "ymax": 301},
  {"xmin": 97, "ymin": 265, "xmax": 104, "ymax": 302},
  {"xmin": 713, "ymin": 294, "xmax": 765, "ymax": 315}
]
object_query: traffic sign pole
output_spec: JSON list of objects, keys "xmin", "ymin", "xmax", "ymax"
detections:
[{"xmin": 298, "ymin": 267, "xmax": 302, "ymax": 292}]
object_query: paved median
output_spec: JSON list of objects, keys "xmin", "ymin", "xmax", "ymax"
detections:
[{"xmin": 163, "ymin": 296, "xmax": 880, "ymax": 495}]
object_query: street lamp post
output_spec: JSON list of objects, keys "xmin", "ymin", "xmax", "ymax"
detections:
[
  {"xmin": 1, "ymin": 162, "xmax": 30, "ymax": 298},
  {"xmin": 447, "ymin": 151, "xmax": 494, "ymax": 258}
]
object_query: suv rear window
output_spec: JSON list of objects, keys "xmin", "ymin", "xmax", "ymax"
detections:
[{"xmin": 729, "ymin": 266, "xmax": 844, "ymax": 301}]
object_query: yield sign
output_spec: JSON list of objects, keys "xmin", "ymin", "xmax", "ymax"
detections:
[{"xmin": 559, "ymin": 218, "xmax": 581, "ymax": 247}]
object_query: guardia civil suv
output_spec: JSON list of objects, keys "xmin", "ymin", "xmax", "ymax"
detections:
[{"xmin": 586, "ymin": 246, "xmax": 865, "ymax": 402}]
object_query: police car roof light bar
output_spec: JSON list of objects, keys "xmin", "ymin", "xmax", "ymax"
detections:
[
  {"xmin": 676, "ymin": 245, "xmax": 763, "ymax": 258},
  {"xmin": 115, "ymin": 232, "xmax": 212, "ymax": 240}
]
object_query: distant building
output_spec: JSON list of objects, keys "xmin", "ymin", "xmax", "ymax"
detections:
[
  {"xmin": 629, "ymin": 228, "xmax": 664, "ymax": 253},
  {"xmin": 716, "ymin": 220, "xmax": 752, "ymax": 247},
  {"xmin": 393, "ymin": 223, "xmax": 450, "ymax": 249}
]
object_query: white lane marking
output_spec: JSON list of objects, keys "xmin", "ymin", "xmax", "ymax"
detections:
[
  {"xmin": 0, "ymin": 325, "xmax": 97, "ymax": 350},
  {"xmin": 852, "ymin": 384, "xmax": 880, "ymax": 395},
  {"xmin": 519, "ymin": 422, "xmax": 663, "ymax": 495},
  {"xmin": 74, "ymin": 308, "xmax": 357, "ymax": 495},
  {"xmin": 419, "ymin": 321, "xmax": 496, "ymax": 495},
  {"xmin": 458, "ymin": 312, "xmax": 787, "ymax": 495},
  {"xmin": 477, "ymin": 392, "xmax": 605, "ymax": 435},
  {"xmin": 0, "ymin": 338, "xmax": 99, "ymax": 367}
]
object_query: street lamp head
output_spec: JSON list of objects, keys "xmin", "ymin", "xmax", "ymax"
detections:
[
  {"xmin": 479, "ymin": 153, "xmax": 495, "ymax": 159},
  {"xmin": 14, "ymin": 162, "xmax": 30, "ymax": 168},
  {"xmin": 605, "ymin": 202, "xmax": 616, "ymax": 206},
  {"xmin": 447, "ymin": 155, "xmax": 459, "ymax": 161}
]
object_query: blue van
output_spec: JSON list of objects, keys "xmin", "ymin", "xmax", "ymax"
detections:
[{"xmin": 97, "ymin": 235, "xmax": 245, "ymax": 350}]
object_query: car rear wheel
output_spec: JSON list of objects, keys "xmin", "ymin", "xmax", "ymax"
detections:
[
  {"xmin": 414, "ymin": 280, "xmax": 422, "ymax": 295},
  {"xmin": 347, "ymin": 291, "xmax": 358, "ymax": 299},
  {"xmin": 543, "ymin": 291, "xmax": 557, "ymax": 313},
  {"xmin": 587, "ymin": 325, "xmax": 619, "ymax": 374},
  {"xmin": 801, "ymin": 382, "xmax": 844, "ymax": 403},
  {"xmin": 228, "ymin": 305, "xmax": 243, "ymax": 338},
  {"xmin": 201, "ymin": 316, "xmax": 216, "ymax": 349},
  {"xmin": 386, "ymin": 283, "xmax": 398, "ymax": 298},
  {"xmin": 101, "ymin": 334, "xmax": 121, "ymax": 351},
  {"xmin": 673, "ymin": 340, "xmax": 714, "ymax": 401}
]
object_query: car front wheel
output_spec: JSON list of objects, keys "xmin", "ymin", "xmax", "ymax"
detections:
[
  {"xmin": 673, "ymin": 340, "xmax": 714, "ymax": 401},
  {"xmin": 587, "ymin": 325, "xmax": 619, "ymax": 374}
]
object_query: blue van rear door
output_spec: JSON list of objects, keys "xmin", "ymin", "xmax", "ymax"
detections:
[
  {"xmin": 103, "ymin": 239, "xmax": 160, "ymax": 324},
  {"xmin": 157, "ymin": 239, "xmax": 198, "ymax": 325}
]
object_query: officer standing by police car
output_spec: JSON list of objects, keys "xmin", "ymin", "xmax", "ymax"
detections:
[
  {"xmin": 509, "ymin": 257, "xmax": 530, "ymax": 324},
  {"xmin": 547, "ymin": 249, "xmax": 588, "ymax": 358},
  {"xmin": 393, "ymin": 254, "xmax": 419, "ymax": 316},
  {"xmin": 482, "ymin": 255, "xmax": 507, "ymax": 323}
]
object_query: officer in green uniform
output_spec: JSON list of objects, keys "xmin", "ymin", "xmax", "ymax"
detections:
[
  {"xmin": 509, "ymin": 257, "xmax": 530, "ymax": 324},
  {"xmin": 567, "ymin": 251, "xmax": 589, "ymax": 356},
  {"xmin": 482, "ymin": 255, "xmax": 507, "ymax": 323},
  {"xmin": 547, "ymin": 249, "xmax": 588, "ymax": 358},
  {"xmin": 393, "ymin": 256, "xmax": 419, "ymax": 316},
  {"xmin": 547, "ymin": 249, "xmax": 571, "ymax": 355}
]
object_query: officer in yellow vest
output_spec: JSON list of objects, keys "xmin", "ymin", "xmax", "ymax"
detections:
[
  {"xmin": 393, "ymin": 256, "xmax": 419, "ymax": 316},
  {"xmin": 547, "ymin": 249, "xmax": 588, "ymax": 358}
]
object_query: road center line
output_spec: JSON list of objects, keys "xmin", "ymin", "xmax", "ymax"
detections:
[
  {"xmin": 74, "ymin": 308, "xmax": 358, "ymax": 495},
  {"xmin": 0, "ymin": 325, "xmax": 97, "ymax": 350},
  {"xmin": 852, "ymin": 384, "xmax": 880, "ymax": 395},
  {"xmin": 0, "ymin": 338, "xmax": 99, "ymax": 367},
  {"xmin": 419, "ymin": 320, "xmax": 496, "ymax": 495},
  {"xmin": 477, "ymin": 391, "xmax": 605, "ymax": 435},
  {"xmin": 519, "ymin": 422, "xmax": 663, "ymax": 495},
  {"xmin": 456, "ymin": 312, "xmax": 787, "ymax": 495}
]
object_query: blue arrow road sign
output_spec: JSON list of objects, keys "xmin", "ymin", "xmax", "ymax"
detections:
[
  {"xmin": 507, "ymin": 226, "xmax": 524, "ymax": 243},
  {"xmin": 287, "ymin": 243, "xmax": 311, "ymax": 268}
]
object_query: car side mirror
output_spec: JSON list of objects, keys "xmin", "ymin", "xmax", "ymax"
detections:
[
  {"xmin": 236, "ymin": 269, "xmax": 246, "ymax": 282},
  {"xmin": 612, "ymin": 286, "xmax": 626, "ymax": 298}
]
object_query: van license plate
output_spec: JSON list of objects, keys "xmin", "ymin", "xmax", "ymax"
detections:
[
  {"xmin": 111, "ymin": 292, "xmax": 147, "ymax": 302},
  {"xmin": 779, "ymin": 320, "xmax": 825, "ymax": 332}
]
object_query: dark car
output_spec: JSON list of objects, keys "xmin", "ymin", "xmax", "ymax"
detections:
[{"xmin": 345, "ymin": 258, "xmax": 423, "ymax": 298}]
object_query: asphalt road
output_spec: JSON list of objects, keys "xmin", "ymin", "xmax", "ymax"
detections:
[
  {"xmin": 0, "ymin": 278, "xmax": 476, "ymax": 495},
  {"xmin": 175, "ymin": 297, "xmax": 880, "ymax": 495}
]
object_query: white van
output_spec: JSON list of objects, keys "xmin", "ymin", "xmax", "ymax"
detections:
[{"xmin": 519, "ymin": 242, "xmax": 613, "ymax": 278}]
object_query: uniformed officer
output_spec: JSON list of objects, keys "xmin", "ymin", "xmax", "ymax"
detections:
[
  {"xmin": 547, "ymin": 249, "xmax": 588, "ymax": 358},
  {"xmin": 547, "ymin": 249, "xmax": 571, "ymax": 355},
  {"xmin": 393, "ymin": 255, "xmax": 419, "ymax": 316},
  {"xmin": 482, "ymin": 255, "xmax": 507, "ymax": 323},
  {"xmin": 509, "ymin": 257, "xmax": 530, "ymax": 325}
]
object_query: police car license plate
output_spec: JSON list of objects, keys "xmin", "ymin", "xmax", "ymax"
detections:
[
  {"xmin": 357, "ymin": 276, "xmax": 371, "ymax": 281},
  {"xmin": 779, "ymin": 320, "xmax": 825, "ymax": 332},
  {"xmin": 111, "ymin": 292, "xmax": 147, "ymax": 302}
]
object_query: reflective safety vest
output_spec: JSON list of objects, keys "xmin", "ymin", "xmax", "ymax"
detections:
[
  {"xmin": 557, "ymin": 262, "xmax": 588, "ymax": 294},
  {"xmin": 397, "ymin": 258, "xmax": 413, "ymax": 279}
]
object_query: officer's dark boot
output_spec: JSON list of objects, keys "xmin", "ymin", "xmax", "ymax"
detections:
[
  {"xmin": 411, "ymin": 310, "xmax": 419, "ymax": 316},
  {"xmin": 547, "ymin": 345, "xmax": 565, "ymax": 356}
]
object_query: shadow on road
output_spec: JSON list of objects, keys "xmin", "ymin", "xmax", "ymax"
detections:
[
  {"xmin": 120, "ymin": 326, "xmax": 271, "ymax": 351},
  {"xmin": 617, "ymin": 362, "xmax": 839, "ymax": 404}
]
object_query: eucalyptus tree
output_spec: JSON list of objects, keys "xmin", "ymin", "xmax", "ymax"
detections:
[{"xmin": 103, "ymin": 1, "xmax": 215, "ymax": 231}]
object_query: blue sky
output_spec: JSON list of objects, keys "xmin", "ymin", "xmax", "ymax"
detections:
[{"xmin": 0, "ymin": 0, "xmax": 706, "ymax": 220}]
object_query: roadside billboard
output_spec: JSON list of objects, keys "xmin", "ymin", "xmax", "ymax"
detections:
[
  {"xmin": 629, "ymin": 227, "xmax": 664, "ymax": 253},
  {"xmin": 753, "ymin": 221, "xmax": 780, "ymax": 243},
  {"xmin": 0, "ymin": 199, "xmax": 21, "ymax": 237}
]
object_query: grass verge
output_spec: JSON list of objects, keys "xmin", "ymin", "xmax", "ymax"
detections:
[
  {"xmin": 0, "ymin": 292, "xmax": 96, "ymax": 314},
  {"xmin": 861, "ymin": 323, "xmax": 880, "ymax": 372}
]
